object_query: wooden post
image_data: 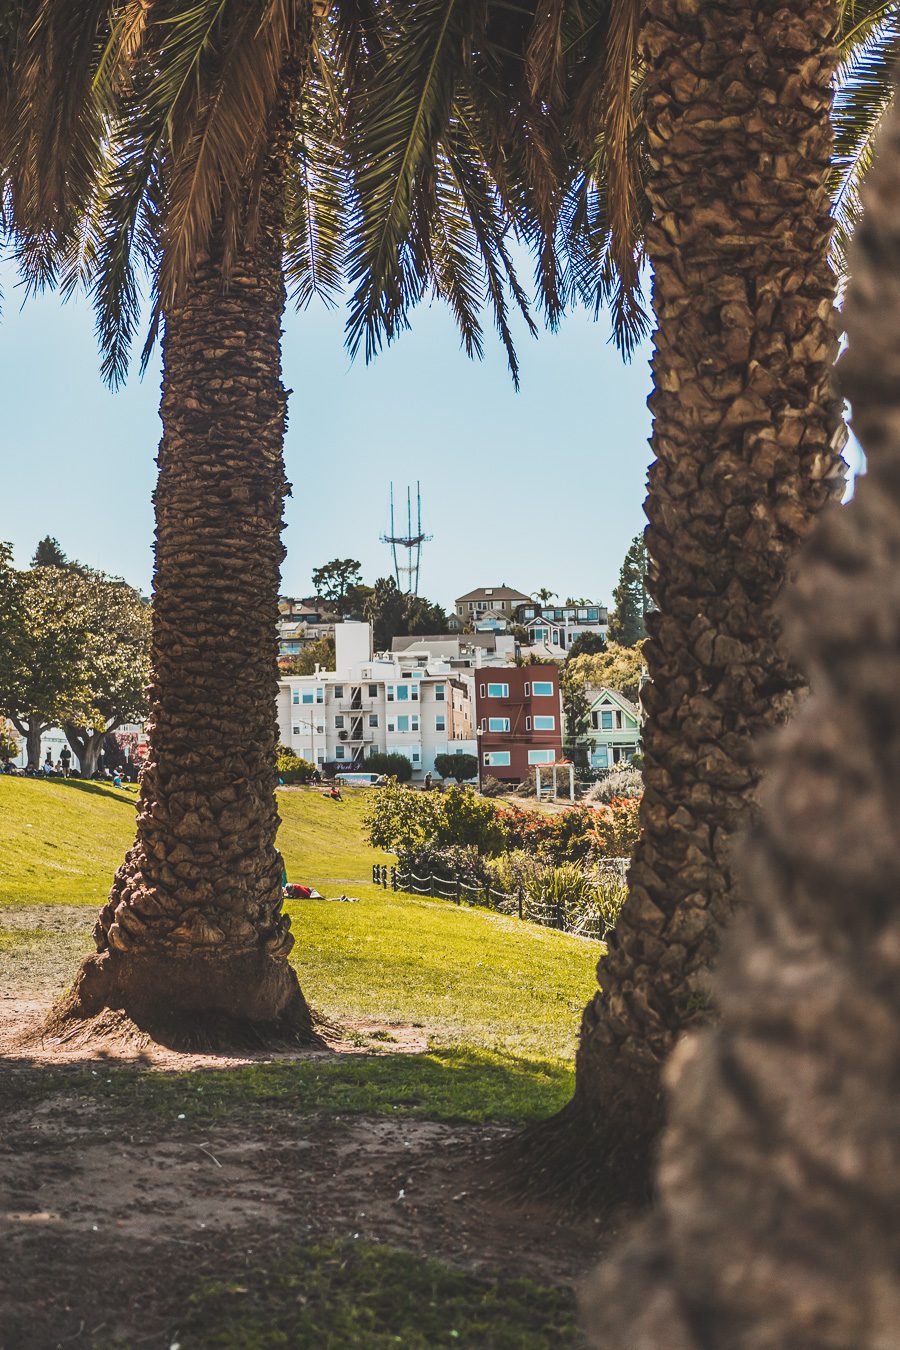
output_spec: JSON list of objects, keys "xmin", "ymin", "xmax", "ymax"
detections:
[
  {"xmin": 431, "ymin": 875, "xmax": 436, "ymax": 898},
  {"xmin": 456, "ymin": 877, "xmax": 461, "ymax": 906},
  {"xmin": 518, "ymin": 887, "xmax": 524, "ymax": 920}
]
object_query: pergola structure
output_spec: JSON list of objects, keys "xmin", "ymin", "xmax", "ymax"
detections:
[{"xmin": 534, "ymin": 759, "xmax": 575, "ymax": 803}]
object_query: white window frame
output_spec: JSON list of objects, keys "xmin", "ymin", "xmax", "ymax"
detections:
[
  {"xmin": 488, "ymin": 717, "xmax": 510, "ymax": 733},
  {"xmin": 528, "ymin": 749, "xmax": 555, "ymax": 765},
  {"xmin": 532, "ymin": 681, "xmax": 554, "ymax": 697},
  {"xmin": 487, "ymin": 683, "xmax": 509, "ymax": 698},
  {"xmin": 533, "ymin": 715, "xmax": 556, "ymax": 731},
  {"xmin": 484, "ymin": 751, "xmax": 511, "ymax": 767}
]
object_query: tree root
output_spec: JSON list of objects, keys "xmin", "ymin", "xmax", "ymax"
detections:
[{"xmin": 42, "ymin": 949, "xmax": 320, "ymax": 1053}]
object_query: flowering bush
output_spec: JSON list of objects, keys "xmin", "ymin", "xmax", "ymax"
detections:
[{"xmin": 588, "ymin": 796, "xmax": 641, "ymax": 859}]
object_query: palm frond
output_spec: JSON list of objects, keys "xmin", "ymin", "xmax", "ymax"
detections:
[
  {"xmin": 153, "ymin": 1, "xmax": 291, "ymax": 306},
  {"xmin": 5, "ymin": 0, "xmax": 113, "ymax": 244},
  {"xmin": 344, "ymin": 0, "xmax": 485, "ymax": 362},
  {"xmin": 283, "ymin": 34, "xmax": 349, "ymax": 308},
  {"xmin": 831, "ymin": 8, "xmax": 899, "ymax": 281}
]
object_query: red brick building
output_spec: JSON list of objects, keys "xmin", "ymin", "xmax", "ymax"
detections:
[{"xmin": 474, "ymin": 665, "xmax": 563, "ymax": 783}]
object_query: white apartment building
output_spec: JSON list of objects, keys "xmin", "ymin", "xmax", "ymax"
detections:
[{"xmin": 276, "ymin": 622, "xmax": 476, "ymax": 780}]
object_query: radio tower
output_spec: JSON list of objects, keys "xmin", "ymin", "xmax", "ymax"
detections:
[{"xmin": 381, "ymin": 482, "xmax": 432, "ymax": 595}]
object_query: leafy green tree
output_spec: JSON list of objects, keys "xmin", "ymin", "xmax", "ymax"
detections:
[
  {"xmin": 608, "ymin": 536, "xmax": 649, "ymax": 647},
  {"xmin": 566, "ymin": 631, "xmax": 606, "ymax": 659},
  {"xmin": 561, "ymin": 667, "xmax": 591, "ymax": 770},
  {"xmin": 404, "ymin": 594, "xmax": 451, "ymax": 636},
  {"xmin": 279, "ymin": 636, "xmax": 335, "ymax": 677},
  {"xmin": 365, "ymin": 751, "xmax": 414, "ymax": 783},
  {"xmin": 0, "ymin": 566, "xmax": 97, "ymax": 769},
  {"xmin": 433, "ymin": 787, "xmax": 506, "ymax": 854},
  {"xmin": 363, "ymin": 780, "xmax": 439, "ymax": 852},
  {"xmin": 434, "ymin": 752, "xmax": 477, "ymax": 783},
  {"xmin": 566, "ymin": 643, "xmax": 646, "ymax": 705},
  {"xmin": 63, "ymin": 575, "xmax": 151, "ymax": 776},
  {"xmin": 365, "ymin": 577, "xmax": 408, "ymax": 651},
  {"xmin": 311, "ymin": 559, "xmax": 363, "ymax": 615}
]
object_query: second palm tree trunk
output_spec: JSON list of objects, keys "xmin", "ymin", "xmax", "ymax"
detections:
[
  {"xmin": 529, "ymin": 0, "xmax": 845, "ymax": 1196},
  {"xmin": 53, "ymin": 83, "xmax": 313, "ymax": 1045}
]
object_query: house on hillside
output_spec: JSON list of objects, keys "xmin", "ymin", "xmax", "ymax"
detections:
[
  {"xmin": 585, "ymin": 686, "xmax": 642, "ymax": 769},
  {"xmin": 515, "ymin": 601, "xmax": 609, "ymax": 652},
  {"xmin": 277, "ymin": 596, "xmax": 336, "ymax": 656},
  {"xmin": 454, "ymin": 585, "xmax": 531, "ymax": 629}
]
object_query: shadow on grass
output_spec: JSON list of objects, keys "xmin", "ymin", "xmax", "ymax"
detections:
[
  {"xmin": 181, "ymin": 1238, "xmax": 579, "ymax": 1348},
  {"xmin": 4, "ymin": 1046, "xmax": 574, "ymax": 1127},
  {"xmin": 9, "ymin": 776, "xmax": 138, "ymax": 808}
]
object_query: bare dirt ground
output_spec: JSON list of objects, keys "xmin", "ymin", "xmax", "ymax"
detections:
[{"xmin": 0, "ymin": 909, "xmax": 621, "ymax": 1349}]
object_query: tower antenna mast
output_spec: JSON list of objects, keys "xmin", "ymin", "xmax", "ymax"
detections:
[{"xmin": 381, "ymin": 481, "xmax": 432, "ymax": 595}]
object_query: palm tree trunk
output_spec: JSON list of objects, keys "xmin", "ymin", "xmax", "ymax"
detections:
[
  {"xmin": 518, "ymin": 0, "xmax": 845, "ymax": 1198},
  {"xmin": 51, "ymin": 68, "xmax": 313, "ymax": 1046},
  {"xmin": 583, "ymin": 90, "xmax": 900, "ymax": 1346}
]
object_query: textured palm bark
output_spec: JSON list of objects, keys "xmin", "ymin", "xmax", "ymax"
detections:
[
  {"xmin": 582, "ymin": 92, "xmax": 900, "ymax": 1347},
  {"xmin": 530, "ymin": 0, "xmax": 847, "ymax": 1195},
  {"xmin": 51, "ymin": 78, "xmax": 313, "ymax": 1045}
]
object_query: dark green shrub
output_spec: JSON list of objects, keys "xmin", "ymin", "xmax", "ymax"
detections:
[
  {"xmin": 366, "ymin": 751, "xmax": 413, "ymax": 783},
  {"xmin": 434, "ymin": 751, "xmax": 477, "ymax": 783},
  {"xmin": 276, "ymin": 747, "xmax": 316, "ymax": 784}
]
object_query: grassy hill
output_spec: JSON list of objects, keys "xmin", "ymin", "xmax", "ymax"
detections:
[
  {"xmin": 0, "ymin": 776, "xmax": 598, "ymax": 1116},
  {"xmin": 0, "ymin": 777, "xmax": 391, "ymax": 907}
]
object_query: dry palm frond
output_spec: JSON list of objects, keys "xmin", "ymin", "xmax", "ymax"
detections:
[{"xmin": 832, "ymin": 0, "xmax": 900, "ymax": 283}]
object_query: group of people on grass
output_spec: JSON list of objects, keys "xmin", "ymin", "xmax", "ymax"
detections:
[{"xmin": 1, "ymin": 747, "xmax": 140, "ymax": 784}]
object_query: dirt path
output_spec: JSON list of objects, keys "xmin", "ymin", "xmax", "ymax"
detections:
[{"xmin": 0, "ymin": 920, "xmax": 622, "ymax": 1348}]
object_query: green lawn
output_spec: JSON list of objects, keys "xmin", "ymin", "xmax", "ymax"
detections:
[
  {"xmin": 0, "ymin": 775, "xmax": 598, "ymax": 1118},
  {"xmin": 179, "ymin": 1241, "xmax": 577, "ymax": 1348},
  {"xmin": 2, "ymin": 778, "xmax": 597, "ymax": 1342},
  {"xmin": 0, "ymin": 777, "xmax": 391, "ymax": 906}
]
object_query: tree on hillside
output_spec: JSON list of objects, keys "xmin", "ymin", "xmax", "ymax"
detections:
[
  {"xmin": 366, "ymin": 577, "xmax": 408, "ymax": 651},
  {"xmin": 311, "ymin": 559, "xmax": 363, "ymax": 614},
  {"xmin": 566, "ymin": 631, "xmax": 606, "ymax": 660},
  {"xmin": 584, "ymin": 99, "xmax": 900, "ymax": 1346},
  {"xmin": 0, "ymin": 567, "xmax": 97, "ymax": 769},
  {"xmin": 566, "ymin": 643, "xmax": 646, "ymax": 704},
  {"xmin": 404, "ymin": 593, "xmax": 451, "ymax": 637},
  {"xmin": 561, "ymin": 667, "xmax": 591, "ymax": 770},
  {"xmin": 607, "ymin": 535, "xmax": 649, "ymax": 646},
  {"xmin": 31, "ymin": 536, "xmax": 69, "ymax": 569},
  {"xmin": 63, "ymin": 576, "xmax": 151, "ymax": 777}
]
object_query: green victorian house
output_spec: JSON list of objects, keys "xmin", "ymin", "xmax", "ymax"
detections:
[{"xmin": 586, "ymin": 686, "xmax": 642, "ymax": 769}]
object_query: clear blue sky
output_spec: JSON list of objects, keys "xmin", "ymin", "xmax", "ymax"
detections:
[
  {"xmin": 0, "ymin": 258, "xmax": 654, "ymax": 611},
  {"xmin": 0, "ymin": 260, "xmax": 861, "ymax": 611}
]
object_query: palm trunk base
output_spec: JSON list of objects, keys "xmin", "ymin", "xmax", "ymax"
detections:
[
  {"xmin": 45, "ymin": 948, "xmax": 316, "ymax": 1051},
  {"xmin": 496, "ymin": 1085, "xmax": 660, "ymax": 1210}
]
